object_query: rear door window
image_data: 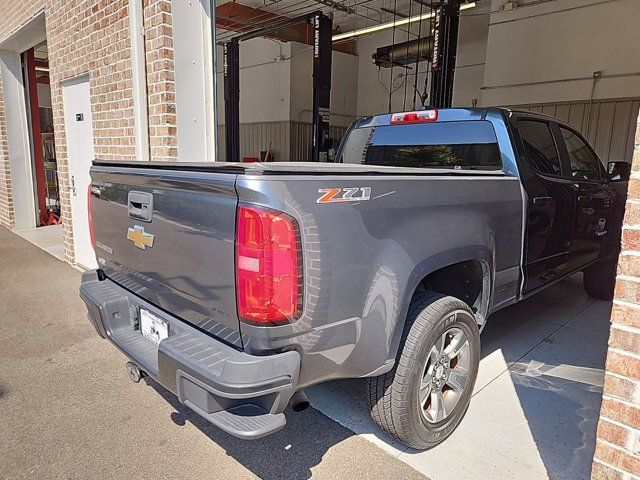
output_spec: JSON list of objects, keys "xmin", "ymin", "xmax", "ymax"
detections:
[
  {"xmin": 517, "ymin": 120, "xmax": 562, "ymax": 176},
  {"xmin": 338, "ymin": 121, "xmax": 502, "ymax": 170}
]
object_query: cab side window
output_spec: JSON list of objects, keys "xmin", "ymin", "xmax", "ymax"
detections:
[
  {"xmin": 560, "ymin": 127, "xmax": 601, "ymax": 181},
  {"xmin": 518, "ymin": 120, "xmax": 562, "ymax": 176}
]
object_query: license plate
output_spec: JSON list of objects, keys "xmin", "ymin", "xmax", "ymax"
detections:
[{"xmin": 140, "ymin": 309, "xmax": 169, "ymax": 344}]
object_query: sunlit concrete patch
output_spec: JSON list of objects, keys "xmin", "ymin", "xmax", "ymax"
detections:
[
  {"xmin": 14, "ymin": 224, "xmax": 65, "ymax": 262},
  {"xmin": 399, "ymin": 370, "xmax": 548, "ymax": 480},
  {"xmin": 308, "ymin": 276, "xmax": 612, "ymax": 480},
  {"xmin": 309, "ymin": 350, "xmax": 549, "ymax": 480}
]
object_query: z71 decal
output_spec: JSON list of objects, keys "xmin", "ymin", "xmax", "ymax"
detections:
[{"xmin": 317, "ymin": 187, "xmax": 371, "ymax": 204}]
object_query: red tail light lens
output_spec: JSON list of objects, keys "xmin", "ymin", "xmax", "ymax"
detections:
[
  {"xmin": 236, "ymin": 205, "xmax": 301, "ymax": 325},
  {"xmin": 88, "ymin": 184, "xmax": 96, "ymax": 249}
]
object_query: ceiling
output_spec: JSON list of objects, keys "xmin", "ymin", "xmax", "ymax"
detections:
[{"xmin": 215, "ymin": 0, "xmax": 444, "ymax": 44}]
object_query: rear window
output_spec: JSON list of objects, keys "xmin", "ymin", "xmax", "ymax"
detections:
[{"xmin": 338, "ymin": 121, "xmax": 502, "ymax": 170}]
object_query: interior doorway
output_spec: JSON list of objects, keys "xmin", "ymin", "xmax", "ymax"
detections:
[{"xmin": 22, "ymin": 40, "xmax": 60, "ymax": 227}]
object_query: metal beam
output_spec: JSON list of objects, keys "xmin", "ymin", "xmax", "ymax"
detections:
[
  {"xmin": 429, "ymin": 2, "xmax": 460, "ymax": 108},
  {"xmin": 311, "ymin": 12, "xmax": 332, "ymax": 162}
]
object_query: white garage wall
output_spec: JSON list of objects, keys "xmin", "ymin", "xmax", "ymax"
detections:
[
  {"xmin": 215, "ymin": 37, "xmax": 357, "ymax": 160},
  {"xmin": 452, "ymin": 2, "xmax": 491, "ymax": 107},
  {"xmin": 356, "ymin": 25, "xmax": 429, "ymax": 117},
  {"xmin": 290, "ymin": 43, "xmax": 359, "ymax": 128},
  {"xmin": 215, "ymin": 38, "xmax": 292, "ymax": 125},
  {"xmin": 172, "ymin": 0, "xmax": 216, "ymax": 162},
  {"xmin": 482, "ymin": 0, "xmax": 640, "ymax": 106}
]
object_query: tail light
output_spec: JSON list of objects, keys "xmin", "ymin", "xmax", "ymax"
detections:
[
  {"xmin": 236, "ymin": 205, "xmax": 302, "ymax": 325},
  {"xmin": 390, "ymin": 109, "xmax": 438, "ymax": 125},
  {"xmin": 88, "ymin": 184, "xmax": 96, "ymax": 249}
]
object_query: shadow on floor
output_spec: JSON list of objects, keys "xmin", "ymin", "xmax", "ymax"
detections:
[{"xmin": 147, "ymin": 379, "xmax": 356, "ymax": 480}]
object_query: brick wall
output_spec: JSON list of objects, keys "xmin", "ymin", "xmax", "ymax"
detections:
[
  {"xmin": 593, "ymin": 112, "xmax": 640, "ymax": 479},
  {"xmin": 0, "ymin": 0, "xmax": 178, "ymax": 262},
  {"xmin": 0, "ymin": 74, "xmax": 13, "ymax": 229}
]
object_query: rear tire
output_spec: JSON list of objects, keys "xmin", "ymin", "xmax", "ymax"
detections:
[
  {"xmin": 366, "ymin": 292, "xmax": 480, "ymax": 450},
  {"xmin": 583, "ymin": 260, "xmax": 617, "ymax": 301}
]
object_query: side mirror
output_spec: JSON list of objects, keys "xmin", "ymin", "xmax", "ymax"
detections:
[{"xmin": 608, "ymin": 161, "xmax": 631, "ymax": 182}]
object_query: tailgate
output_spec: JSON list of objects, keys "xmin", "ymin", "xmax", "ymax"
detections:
[{"xmin": 89, "ymin": 165, "xmax": 243, "ymax": 348}]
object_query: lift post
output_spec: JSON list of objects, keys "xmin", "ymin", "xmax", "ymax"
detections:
[
  {"xmin": 223, "ymin": 40, "xmax": 240, "ymax": 163},
  {"xmin": 311, "ymin": 12, "xmax": 332, "ymax": 162},
  {"xmin": 222, "ymin": 11, "xmax": 332, "ymax": 163},
  {"xmin": 429, "ymin": 1, "xmax": 461, "ymax": 108}
]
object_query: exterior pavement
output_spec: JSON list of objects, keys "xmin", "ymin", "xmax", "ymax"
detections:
[
  {"xmin": 0, "ymin": 227, "xmax": 425, "ymax": 480},
  {"xmin": 310, "ymin": 271, "xmax": 611, "ymax": 480}
]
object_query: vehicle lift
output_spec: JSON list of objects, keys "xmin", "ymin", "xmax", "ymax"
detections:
[
  {"xmin": 428, "ymin": 1, "xmax": 462, "ymax": 109},
  {"xmin": 223, "ymin": 11, "xmax": 333, "ymax": 163},
  {"xmin": 220, "ymin": 2, "xmax": 462, "ymax": 162}
]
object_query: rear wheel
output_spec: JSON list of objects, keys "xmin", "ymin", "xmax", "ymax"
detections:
[
  {"xmin": 366, "ymin": 292, "xmax": 480, "ymax": 450},
  {"xmin": 583, "ymin": 260, "xmax": 617, "ymax": 300}
]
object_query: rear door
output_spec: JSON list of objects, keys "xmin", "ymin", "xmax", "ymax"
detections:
[
  {"xmin": 514, "ymin": 118, "xmax": 576, "ymax": 293},
  {"xmin": 63, "ymin": 76, "xmax": 98, "ymax": 270},
  {"xmin": 89, "ymin": 166, "xmax": 243, "ymax": 348},
  {"xmin": 554, "ymin": 124, "xmax": 614, "ymax": 270}
]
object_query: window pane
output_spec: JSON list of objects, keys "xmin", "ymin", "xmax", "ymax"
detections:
[
  {"xmin": 518, "ymin": 120, "xmax": 561, "ymax": 176},
  {"xmin": 339, "ymin": 121, "xmax": 502, "ymax": 170},
  {"xmin": 364, "ymin": 144, "xmax": 502, "ymax": 170},
  {"xmin": 561, "ymin": 127, "xmax": 601, "ymax": 181}
]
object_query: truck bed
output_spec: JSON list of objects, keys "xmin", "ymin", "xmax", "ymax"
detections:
[{"xmin": 93, "ymin": 160, "xmax": 508, "ymax": 177}]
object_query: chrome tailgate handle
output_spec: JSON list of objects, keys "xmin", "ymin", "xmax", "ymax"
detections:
[{"xmin": 128, "ymin": 191, "xmax": 153, "ymax": 222}]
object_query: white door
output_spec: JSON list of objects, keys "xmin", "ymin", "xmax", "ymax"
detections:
[{"xmin": 62, "ymin": 76, "xmax": 97, "ymax": 269}]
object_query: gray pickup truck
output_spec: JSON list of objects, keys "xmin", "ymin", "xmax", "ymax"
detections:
[{"xmin": 80, "ymin": 108, "xmax": 627, "ymax": 449}]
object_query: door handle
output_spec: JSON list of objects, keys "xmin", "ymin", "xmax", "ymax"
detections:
[
  {"xmin": 533, "ymin": 196, "xmax": 552, "ymax": 205},
  {"xmin": 70, "ymin": 175, "xmax": 77, "ymax": 196},
  {"xmin": 578, "ymin": 195, "xmax": 593, "ymax": 203}
]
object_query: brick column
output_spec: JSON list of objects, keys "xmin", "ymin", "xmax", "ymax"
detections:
[
  {"xmin": 593, "ymin": 111, "xmax": 640, "ymax": 479},
  {"xmin": 0, "ymin": 74, "xmax": 14, "ymax": 229}
]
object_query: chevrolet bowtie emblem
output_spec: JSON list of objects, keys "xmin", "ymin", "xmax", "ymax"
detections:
[{"xmin": 127, "ymin": 225, "xmax": 155, "ymax": 250}]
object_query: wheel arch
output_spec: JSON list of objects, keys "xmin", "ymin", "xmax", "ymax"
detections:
[{"xmin": 386, "ymin": 247, "xmax": 493, "ymax": 365}]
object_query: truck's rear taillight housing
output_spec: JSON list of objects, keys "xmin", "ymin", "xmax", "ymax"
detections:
[
  {"xmin": 236, "ymin": 205, "xmax": 302, "ymax": 325},
  {"xmin": 88, "ymin": 184, "xmax": 96, "ymax": 249}
]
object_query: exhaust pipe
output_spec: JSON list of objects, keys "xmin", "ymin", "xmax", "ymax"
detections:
[
  {"xmin": 289, "ymin": 390, "xmax": 310, "ymax": 412},
  {"xmin": 126, "ymin": 361, "xmax": 145, "ymax": 383}
]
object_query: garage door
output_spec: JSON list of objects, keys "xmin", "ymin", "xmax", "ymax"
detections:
[{"xmin": 514, "ymin": 98, "xmax": 640, "ymax": 165}]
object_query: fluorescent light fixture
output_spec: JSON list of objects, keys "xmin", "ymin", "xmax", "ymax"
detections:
[
  {"xmin": 332, "ymin": 2, "xmax": 476, "ymax": 41},
  {"xmin": 35, "ymin": 66, "xmax": 50, "ymax": 72}
]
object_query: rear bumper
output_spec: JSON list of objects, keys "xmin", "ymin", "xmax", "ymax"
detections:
[{"xmin": 79, "ymin": 271, "xmax": 300, "ymax": 440}]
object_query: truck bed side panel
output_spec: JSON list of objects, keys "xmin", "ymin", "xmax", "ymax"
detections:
[{"xmin": 236, "ymin": 174, "xmax": 523, "ymax": 387}]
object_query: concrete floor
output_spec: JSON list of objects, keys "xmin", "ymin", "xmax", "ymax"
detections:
[
  {"xmin": 0, "ymin": 226, "xmax": 611, "ymax": 480},
  {"xmin": 310, "ymin": 273, "xmax": 610, "ymax": 480},
  {"xmin": 0, "ymin": 228, "xmax": 424, "ymax": 480},
  {"xmin": 14, "ymin": 224, "xmax": 65, "ymax": 262}
]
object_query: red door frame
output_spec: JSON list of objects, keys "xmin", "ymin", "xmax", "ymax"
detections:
[{"xmin": 24, "ymin": 47, "xmax": 49, "ymax": 226}]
